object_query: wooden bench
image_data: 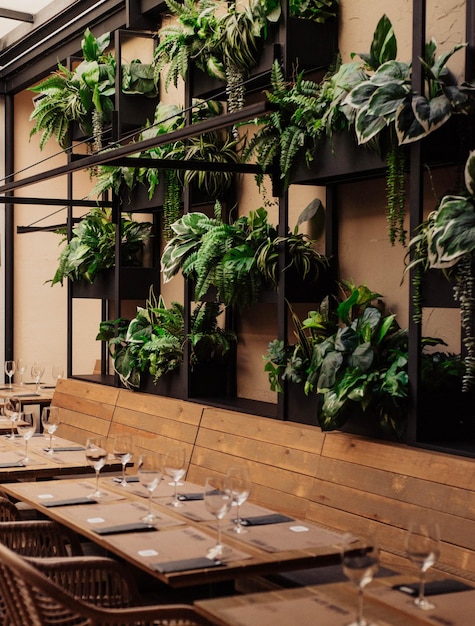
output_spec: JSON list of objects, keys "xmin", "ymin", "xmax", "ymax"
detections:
[{"xmin": 51, "ymin": 378, "xmax": 475, "ymax": 586}]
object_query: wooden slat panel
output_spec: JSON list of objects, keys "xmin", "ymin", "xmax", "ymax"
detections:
[
  {"xmin": 53, "ymin": 378, "xmax": 119, "ymax": 407},
  {"xmin": 316, "ymin": 456, "xmax": 475, "ymax": 521},
  {"xmin": 111, "ymin": 406, "xmax": 201, "ymax": 444},
  {"xmin": 116, "ymin": 390, "xmax": 204, "ymax": 425},
  {"xmin": 200, "ymin": 408, "xmax": 325, "ymax": 454},
  {"xmin": 322, "ymin": 432, "xmax": 475, "ymax": 491}
]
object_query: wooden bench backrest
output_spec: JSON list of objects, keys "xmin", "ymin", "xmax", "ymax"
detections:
[
  {"xmin": 188, "ymin": 407, "xmax": 325, "ymax": 520},
  {"xmin": 51, "ymin": 380, "xmax": 475, "ymax": 584},
  {"xmin": 109, "ymin": 390, "xmax": 205, "ymax": 460},
  {"xmin": 307, "ymin": 433, "xmax": 475, "ymax": 582},
  {"xmin": 52, "ymin": 378, "xmax": 117, "ymax": 444}
]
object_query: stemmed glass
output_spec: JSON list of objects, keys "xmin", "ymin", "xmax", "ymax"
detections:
[
  {"xmin": 405, "ymin": 521, "xmax": 441, "ymax": 610},
  {"xmin": 16, "ymin": 412, "xmax": 37, "ymax": 465},
  {"xmin": 4, "ymin": 397, "xmax": 21, "ymax": 439},
  {"xmin": 52, "ymin": 365, "xmax": 64, "ymax": 384},
  {"xmin": 112, "ymin": 433, "xmax": 133, "ymax": 487},
  {"xmin": 163, "ymin": 445, "xmax": 186, "ymax": 507},
  {"xmin": 4, "ymin": 361, "xmax": 15, "ymax": 389},
  {"xmin": 204, "ymin": 475, "xmax": 232, "ymax": 560},
  {"xmin": 41, "ymin": 407, "xmax": 61, "ymax": 455},
  {"xmin": 341, "ymin": 533, "xmax": 379, "ymax": 626},
  {"xmin": 16, "ymin": 359, "xmax": 27, "ymax": 385},
  {"xmin": 226, "ymin": 464, "xmax": 252, "ymax": 534},
  {"xmin": 30, "ymin": 362, "xmax": 45, "ymax": 393},
  {"xmin": 137, "ymin": 451, "xmax": 163, "ymax": 524},
  {"xmin": 85, "ymin": 437, "xmax": 108, "ymax": 500}
]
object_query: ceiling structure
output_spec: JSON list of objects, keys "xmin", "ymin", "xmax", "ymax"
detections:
[{"xmin": 0, "ymin": 1, "xmax": 53, "ymax": 41}]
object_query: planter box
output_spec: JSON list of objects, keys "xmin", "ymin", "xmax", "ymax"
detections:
[
  {"xmin": 191, "ymin": 17, "xmax": 338, "ymax": 100},
  {"xmin": 71, "ymin": 267, "xmax": 157, "ymax": 300},
  {"xmin": 140, "ymin": 367, "xmax": 184, "ymax": 399},
  {"xmin": 121, "ymin": 183, "xmax": 166, "ymax": 212},
  {"xmin": 285, "ymin": 382, "xmax": 319, "ymax": 426},
  {"xmin": 139, "ymin": 358, "xmax": 235, "ymax": 400}
]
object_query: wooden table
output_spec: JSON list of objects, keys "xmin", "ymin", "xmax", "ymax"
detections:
[
  {"xmin": 0, "ymin": 476, "xmax": 345, "ymax": 589},
  {"xmin": 0, "ymin": 433, "xmax": 117, "ymax": 480},
  {"xmin": 195, "ymin": 575, "xmax": 475, "ymax": 625},
  {"xmin": 0, "ymin": 383, "xmax": 54, "ymax": 414}
]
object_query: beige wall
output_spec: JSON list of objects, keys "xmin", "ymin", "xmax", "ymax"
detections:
[{"xmin": 8, "ymin": 3, "xmax": 466, "ymax": 397}]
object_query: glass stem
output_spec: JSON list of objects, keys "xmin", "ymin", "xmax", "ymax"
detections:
[
  {"xmin": 217, "ymin": 518, "xmax": 222, "ymax": 547},
  {"xmin": 24, "ymin": 440, "xmax": 28, "ymax": 459},
  {"xmin": 148, "ymin": 491, "xmax": 153, "ymax": 516},
  {"xmin": 418, "ymin": 570, "xmax": 426, "ymax": 605},
  {"xmin": 49, "ymin": 433, "xmax": 53, "ymax": 450},
  {"xmin": 235, "ymin": 503, "xmax": 241, "ymax": 530},
  {"xmin": 356, "ymin": 587, "xmax": 365, "ymax": 626},
  {"xmin": 95, "ymin": 470, "xmax": 100, "ymax": 493},
  {"xmin": 122, "ymin": 463, "xmax": 126, "ymax": 484}
]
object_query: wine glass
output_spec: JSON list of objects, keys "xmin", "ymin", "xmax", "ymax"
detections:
[
  {"xmin": 52, "ymin": 365, "xmax": 64, "ymax": 384},
  {"xmin": 30, "ymin": 362, "xmax": 45, "ymax": 393},
  {"xmin": 341, "ymin": 532, "xmax": 379, "ymax": 626},
  {"xmin": 137, "ymin": 451, "xmax": 163, "ymax": 524},
  {"xmin": 85, "ymin": 437, "xmax": 108, "ymax": 499},
  {"xmin": 226, "ymin": 464, "xmax": 252, "ymax": 534},
  {"xmin": 41, "ymin": 406, "xmax": 61, "ymax": 454},
  {"xmin": 405, "ymin": 521, "xmax": 441, "ymax": 610},
  {"xmin": 163, "ymin": 444, "xmax": 186, "ymax": 507},
  {"xmin": 4, "ymin": 361, "xmax": 15, "ymax": 389},
  {"xmin": 204, "ymin": 475, "xmax": 232, "ymax": 560},
  {"xmin": 16, "ymin": 412, "xmax": 37, "ymax": 465},
  {"xmin": 16, "ymin": 359, "xmax": 27, "ymax": 385},
  {"xmin": 4, "ymin": 397, "xmax": 21, "ymax": 439},
  {"xmin": 112, "ymin": 433, "xmax": 133, "ymax": 487}
]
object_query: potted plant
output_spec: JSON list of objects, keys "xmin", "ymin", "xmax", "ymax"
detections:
[
  {"xmin": 96, "ymin": 288, "xmax": 236, "ymax": 395},
  {"xmin": 92, "ymin": 100, "xmax": 240, "ymax": 240},
  {"xmin": 154, "ymin": 0, "xmax": 338, "ymax": 118},
  {"xmin": 161, "ymin": 200, "xmax": 329, "ymax": 310},
  {"xmin": 49, "ymin": 206, "xmax": 153, "ymax": 287},
  {"xmin": 29, "ymin": 28, "xmax": 157, "ymax": 152},
  {"xmin": 263, "ymin": 281, "xmax": 459, "ymax": 438},
  {"xmin": 405, "ymin": 150, "xmax": 475, "ymax": 392},
  {"xmin": 245, "ymin": 15, "xmax": 473, "ymax": 244}
]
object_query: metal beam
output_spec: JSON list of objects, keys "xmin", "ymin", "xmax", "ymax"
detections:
[
  {"xmin": 0, "ymin": 9, "xmax": 33, "ymax": 22},
  {"xmin": 0, "ymin": 196, "xmax": 110, "ymax": 207},
  {"xmin": 0, "ymin": 101, "xmax": 271, "ymax": 195},
  {"xmin": 101, "ymin": 156, "xmax": 264, "ymax": 174}
]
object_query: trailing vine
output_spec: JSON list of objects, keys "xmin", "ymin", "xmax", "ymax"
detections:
[
  {"xmin": 454, "ymin": 254, "xmax": 475, "ymax": 391},
  {"xmin": 386, "ymin": 141, "xmax": 406, "ymax": 246},
  {"xmin": 163, "ymin": 170, "xmax": 182, "ymax": 242}
]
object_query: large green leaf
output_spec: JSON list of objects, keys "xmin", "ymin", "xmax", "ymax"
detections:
[
  {"xmin": 367, "ymin": 82, "xmax": 409, "ymax": 118},
  {"xmin": 354, "ymin": 107, "xmax": 387, "ymax": 144},
  {"xmin": 395, "ymin": 98, "xmax": 427, "ymax": 144},
  {"xmin": 427, "ymin": 195, "xmax": 475, "ymax": 268},
  {"xmin": 365, "ymin": 14, "xmax": 397, "ymax": 69},
  {"xmin": 464, "ymin": 150, "xmax": 475, "ymax": 196}
]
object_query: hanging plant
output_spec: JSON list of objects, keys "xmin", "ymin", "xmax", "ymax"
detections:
[
  {"xmin": 49, "ymin": 207, "xmax": 153, "ymax": 286},
  {"xmin": 405, "ymin": 150, "xmax": 475, "ymax": 390},
  {"xmin": 92, "ymin": 101, "xmax": 239, "ymax": 242},
  {"xmin": 161, "ymin": 200, "xmax": 329, "ymax": 310},
  {"xmin": 29, "ymin": 29, "xmax": 157, "ymax": 151},
  {"xmin": 96, "ymin": 288, "xmax": 236, "ymax": 389}
]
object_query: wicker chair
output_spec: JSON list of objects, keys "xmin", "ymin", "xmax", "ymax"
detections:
[
  {"xmin": 0, "ymin": 541, "xmax": 215, "ymax": 626},
  {"xmin": 27, "ymin": 555, "xmax": 142, "ymax": 608},
  {"xmin": 0, "ymin": 519, "xmax": 83, "ymax": 556},
  {"xmin": 0, "ymin": 496, "xmax": 21, "ymax": 521}
]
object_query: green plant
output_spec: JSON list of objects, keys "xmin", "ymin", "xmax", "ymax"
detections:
[
  {"xmin": 29, "ymin": 28, "xmax": 157, "ymax": 151},
  {"xmin": 49, "ymin": 207, "xmax": 153, "ymax": 286},
  {"xmin": 243, "ymin": 59, "xmax": 349, "ymax": 189},
  {"xmin": 154, "ymin": 0, "xmax": 279, "ymax": 116},
  {"xmin": 289, "ymin": 0, "xmax": 339, "ymax": 23},
  {"xmin": 92, "ymin": 100, "xmax": 240, "ymax": 241},
  {"xmin": 96, "ymin": 288, "xmax": 236, "ymax": 389},
  {"xmin": 264, "ymin": 281, "xmax": 456, "ymax": 438},
  {"xmin": 405, "ymin": 150, "xmax": 475, "ymax": 391},
  {"xmin": 161, "ymin": 201, "xmax": 329, "ymax": 309}
]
